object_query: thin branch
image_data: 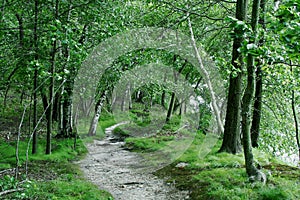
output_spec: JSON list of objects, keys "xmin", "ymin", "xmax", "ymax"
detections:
[
  {"xmin": 0, "ymin": 188, "xmax": 25, "ymax": 196},
  {"xmin": 25, "ymin": 80, "xmax": 65, "ymax": 176},
  {"xmin": 219, "ymin": 0, "xmax": 237, "ymax": 4},
  {"xmin": 15, "ymin": 104, "xmax": 27, "ymax": 179},
  {"xmin": 273, "ymin": 61, "xmax": 300, "ymax": 67},
  {"xmin": 161, "ymin": 1, "xmax": 224, "ymax": 21}
]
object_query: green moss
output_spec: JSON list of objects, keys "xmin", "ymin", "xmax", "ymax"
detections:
[
  {"xmin": 30, "ymin": 178, "xmax": 113, "ymax": 200},
  {"xmin": 112, "ymin": 127, "xmax": 130, "ymax": 137},
  {"xmin": 152, "ymin": 127, "xmax": 300, "ymax": 200},
  {"xmin": 125, "ymin": 136, "xmax": 174, "ymax": 152}
]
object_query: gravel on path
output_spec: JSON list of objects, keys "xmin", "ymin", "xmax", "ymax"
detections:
[{"xmin": 78, "ymin": 123, "xmax": 190, "ymax": 200}]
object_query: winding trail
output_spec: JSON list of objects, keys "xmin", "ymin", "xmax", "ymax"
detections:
[{"xmin": 78, "ymin": 123, "xmax": 189, "ymax": 200}]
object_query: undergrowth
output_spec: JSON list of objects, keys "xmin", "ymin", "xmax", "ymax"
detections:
[
  {"xmin": 0, "ymin": 138, "xmax": 113, "ymax": 200},
  {"xmin": 123, "ymin": 115, "xmax": 300, "ymax": 200}
]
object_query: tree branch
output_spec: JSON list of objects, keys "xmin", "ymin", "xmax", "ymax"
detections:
[{"xmin": 0, "ymin": 188, "xmax": 24, "ymax": 196}]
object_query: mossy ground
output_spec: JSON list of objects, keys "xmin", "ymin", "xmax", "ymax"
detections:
[
  {"xmin": 0, "ymin": 138, "xmax": 113, "ymax": 200},
  {"xmin": 121, "ymin": 116, "xmax": 300, "ymax": 200}
]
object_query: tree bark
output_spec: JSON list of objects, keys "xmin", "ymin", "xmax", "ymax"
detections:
[
  {"xmin": 166, "ymin": 92, "xmax": 176, "ymax": 122},
  {"xmin": 291, "ymin": 66, "xmax": 300, "ymax": 165},
  {"xmin": 188, "ymin": 14, "xmax": 224, "ymax": 136},
  {"xmin": 219, "ymin": 0, "xmax": 248, "ymax": 154},
  {"xmin": 166, "ymin": 57, "xmax": 186, "ymax": 122},
  {"xmin": 88, "ymin": 91, "xmax": 107, "ymax": 136},
  {"xmin": 241, "ymin": 0, "xmax": 266, "ymax": 182},
  {"xmin": 251, "ymin": 0, "xmax": 266, "ymax": 148},
  {"xmin": 46, "ymin": 0, "xmax": 59, "ymax": 154},
  {"xmin": 32, "ymin": 0, "xmax": 39, "ymax": 154},
  {"xmin": 59, "ymin": 2, "xmax": 74, "ymax": 138}
]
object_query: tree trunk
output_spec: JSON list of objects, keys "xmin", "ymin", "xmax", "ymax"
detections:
[
  {"xmin": 128, "ymin": 84, "xmax": 132, "ymax": 110},
  {"xmin": 88, "ymin": 91, "xmax": 106, "ymax": 136},
  {"xmin": 166, "ymin": 58, "xmax": 186, "ymax": 122},
  {"xmin": 46, "ymin": 38, "xmax": 56, "ymax": 154},
  {"xmin": 291, "ymin": 66, "xmax": 300, "ymax": 165},
  {"xmin": 0, "ymin": 0, "xmax": 5, "ymax": 23},
  {"xmin": 188, "ymin": 15, "xmax": 224, "ymax": 135},
  {"xmin": 61, "ymin": 83, "xmax": 74, "ymax": 137},
  {"xmin": 251, "ymin": 0, "xmax": 266, "ymax": 148},
  {"xmin": 166, "ymin": 92, "xmax": 176, "ymax": 122},
  {"xmin": 292, "ymin": 89, "xmax": 300, "ymax": 165},
  {"xmin": 241, "ymin": 0, "xmax": 266, "ymax": 182},
  {"xmin": 161, "ymin": 72, "xmax": 167, "ymax": 109},
  {"xmin": 219, "ymin": 0, "xmax": 248, "ymax": 154},
  {"xmin": 46, "ymin": 0, "xmax": 59, "ymax": 154},
  {"xmin": 32, "ymin": 0, "xmax": 39, "ymax": 154},
  {"xmin": 58, "ymin": 2, "xmax": 74, "ymax": 138},
  {"xmin": 251, "ymin": 65, "xmax": 262, "ymax": 147}
]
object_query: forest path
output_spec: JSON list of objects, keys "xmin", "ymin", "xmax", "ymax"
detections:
[{"xmin": 78, "ymin": 123, "xmax": 189, "ymax": 200}]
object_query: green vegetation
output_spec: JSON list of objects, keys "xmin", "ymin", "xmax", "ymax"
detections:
[
  {"xmin": 123, "ymin": 117, "xmax": 300, "ymax": 200},
  {"xmin": 0, "ymin": 138, "xmax": 113, "ymax": 200},
  {"xmin": 1, "ymin": 0, "xmax": 300, "ymax": 199},
  {"xmin": 125, "ymin": 136, "xmax": 175, "ymax": 152}
]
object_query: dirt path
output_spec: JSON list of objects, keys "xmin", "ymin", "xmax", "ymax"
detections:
[{"xmin": 78, "ymin": 123, "xmax": 189, "ymax": 200}]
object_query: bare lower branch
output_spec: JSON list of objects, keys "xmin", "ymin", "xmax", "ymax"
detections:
[{"xmin": 0, "ymin": 188, "xmax": 25, "ymax": 196}]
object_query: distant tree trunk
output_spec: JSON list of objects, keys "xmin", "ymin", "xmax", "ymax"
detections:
[
  {"xmin": 32, "ymin": 0, "xmax": 39, "ymax": 154},
  {"xmin": 121, "ymin": 85, "xmax": 127, "ymax": 111},
  {"xmin": 161, "ymin": 90, "xmax": 166, "ymax": 109},
  {"xmin": 292, "ymin": 88, "xmax": 300, "ymax": 165},
  {"xmin": 166, "ymin": 58, "xmax": 186, "ymax": 122},
  {"xmin": 251, "ymin": 66, "xmax": 262, "ymax": 147},
  {"xmin": 161, "ymin": 72, "xmax": 167, "ymax": 109},
  {"xmin": 58, "ymin": 2, "xmax": 75, "ymax": 138},
  {"xmin": 88, "ymin": 91, "xmax": 107, "ymax": 136},
  {"xmin": 0, "ymin": 0, "xmax": 5, "ymax": 23},
  {"xmin": 60, "ymin": 82, "xmax": 74, "ymax": 137},
  {"xmin": 251, "ymin": 0, "xmax": 266, "ymax": 148},
  {"xmin": 128, "ymin": 84, "xmax": 132, "ymax": 110},
  {"xmin": 291, "ymin": 66, "xmax": 300, "ymax": 165},
  {"xmin": 166, "ymin": 92, "xmax": 176, "ymax": 122},
  {"xmin": 46, "ymin": 0, "xmax": 59, "ymax": 154},
  {"xmin": 46, "ymin": 38, "xmax": 56, "ymax": 154},
  {"xmin": 219, "ymin": 0, "xmax": 248, "ymax": 154}
]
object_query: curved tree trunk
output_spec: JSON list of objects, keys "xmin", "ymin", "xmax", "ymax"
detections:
[
  {"xmin": 242, "ymin": 0, "xmax": 266, "ymax": 182},
  {"xmin": 88, "ymin": 91, "xmax": 107, "ymax": 136}
]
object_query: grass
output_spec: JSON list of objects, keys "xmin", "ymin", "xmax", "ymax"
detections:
[
  {"xmin": 125, "ymin": 135, "xmax": 175, "ymax": 152},
  {"xmin": 122, "ymin": 115, "xmax": 300, "ymax": 200},
  {"xmin": 0, "ymin": 137, "xmax": 113, "ymax": 200},
  {"xmin": 27, "ymin": 177, "xmax": 113, "ymax": 200},
  {"xmin": 0, "ymin": 138, "xmax": 87, "ymax": 169}
]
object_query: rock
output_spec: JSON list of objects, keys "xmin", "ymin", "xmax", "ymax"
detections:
[{"xmin": 175, "ymin": 162, "xmax": 190, "ymax": 169}]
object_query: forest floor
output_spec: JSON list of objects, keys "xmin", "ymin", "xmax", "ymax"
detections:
[
  {"xmin": 78, "ymin": 119, "xmax": 300, "ymax": 200},
  {"xmin": 78, "ymin": 123, "xmax": 190, "ymax": 200}
]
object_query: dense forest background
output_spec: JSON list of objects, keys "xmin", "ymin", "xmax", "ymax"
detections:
[{"xmin": 0, "ymin": 0, "xmax": 299, "ymax": 199}]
